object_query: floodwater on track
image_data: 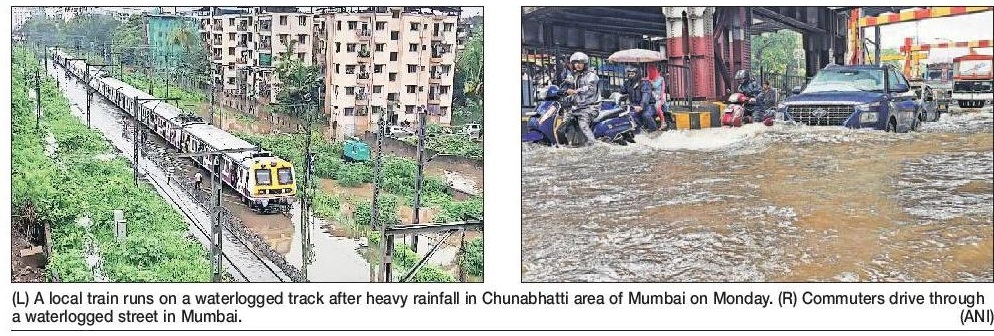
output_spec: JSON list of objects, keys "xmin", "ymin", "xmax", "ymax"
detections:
[
  {"xmin": 521, "ymin": 112, "xmax": 993, "ymax": 282},
  {"xmin": 48, "ymin": 64, "xmax": 372, "ymax": 282}
]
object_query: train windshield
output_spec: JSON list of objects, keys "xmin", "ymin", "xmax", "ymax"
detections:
[
  {"xmin": 255, "ymin": 169, "xmax": 272, "ymax": 185},
  {"xmin": 277, "ymin": 167, "xmax": 294, "ymax": 185}
]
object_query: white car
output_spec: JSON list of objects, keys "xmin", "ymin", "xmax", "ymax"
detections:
[
  {"xmin": 388, "ymin": 126, "xmax": 414, "ymax": 138},
  {"xmin": 460, "ymin": 123, "xmax": 481, "ymax": 137}
]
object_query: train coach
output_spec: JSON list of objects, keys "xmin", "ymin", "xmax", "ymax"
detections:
[{"xmin": 53, "ymin": 48, "xmax": 297, "ymax": 214}]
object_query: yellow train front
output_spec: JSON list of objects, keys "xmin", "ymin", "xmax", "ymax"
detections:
[{"xmin": 240, "ymin": 155, "xmax": 297, "ymax": 214}]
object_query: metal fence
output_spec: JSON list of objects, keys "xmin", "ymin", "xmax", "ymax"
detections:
[
  {"xmin": 167, "ymin": 171, "xmax": 306, "ymax": 282},
  {"xmin": 752, "ymin": 70, "xmax": 810, "ymax": 100}
]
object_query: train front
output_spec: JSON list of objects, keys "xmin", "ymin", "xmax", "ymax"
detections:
[{"xmin": 246, "ymin": 156, "xmax": 297, "ymax": 214}]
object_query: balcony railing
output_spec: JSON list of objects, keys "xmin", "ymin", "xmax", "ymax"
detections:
[
  {"xmin": 236, "ymin": 58, "xmax": 247, "ymax": 64},
  {"xmin": 257, "ymin": 41, "xmax": 272, "ymax": 50},
  {"xmin": 213, "ymin": 55, "xmax": 222, "ymax": 61},
  {"xmin": 212, "ymin": 24, "xmax": 222, "ymax": 31},
  {"xmin": 357, "ymin": 72, "xmax": 371, "ymax": 80},
  {"xmin": 213, "ymin": 39, "xmax": 222, "ymax": 46},
  {"xmin": 237, "ymin": 41, "xmax": 248, "ymax": 48},
  {"xmin": 258, "ymin": 23, "xmax": 272, "ymax": 32},
  {"xmin": 356, "ymin": 29, "xmax": 371, "ymax": 39},
  {"xmin": 355, "ymin": 93, "xmax": 368, "ymax": 101},
  {"xmin": 237, "ymin": 23, "xmax": 248, "ymax": 31}
]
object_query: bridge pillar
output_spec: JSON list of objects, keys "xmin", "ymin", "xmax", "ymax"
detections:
[{"xmin": 663, "ymin": 7, "xmax": 718, "ymax": 101}]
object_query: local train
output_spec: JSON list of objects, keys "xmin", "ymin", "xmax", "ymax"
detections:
[{"xmin": 51, "ymin": 48, "xmax": 296, "ymax": 214}]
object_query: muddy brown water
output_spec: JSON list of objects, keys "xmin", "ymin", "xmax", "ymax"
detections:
[{"xmin": 522, "ymin": 113, "xmax": 993, "ymax": 282}]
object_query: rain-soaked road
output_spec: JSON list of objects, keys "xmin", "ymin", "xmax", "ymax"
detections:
[
  {"xmin": 49, "ymin": 62, "xmax": 372, "ymax": 282},
  {"xmin": 522, "ymin": 111, "xmax": 993, "ymax": 282}
]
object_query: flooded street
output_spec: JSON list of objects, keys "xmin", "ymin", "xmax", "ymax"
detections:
[{"xmin": 521, "ymin": 112, "xmax": 993, "ymax": 282}]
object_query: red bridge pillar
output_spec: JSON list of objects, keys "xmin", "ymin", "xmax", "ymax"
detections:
[{"xmin": 664, "ymin": 7, "xmax": 718, "ymax": 102}]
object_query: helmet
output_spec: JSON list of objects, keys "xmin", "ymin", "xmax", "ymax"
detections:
[
  {"xmin": 734, "ymin": 69, "xmax": 749, "ymax": 81},
  {"xmin": 626, "ymin": 66, "xmax": 641, "ymax": 77},
  {"xmin": 569, "ymin": 52, "xmax": 589, "ymax": 64}
]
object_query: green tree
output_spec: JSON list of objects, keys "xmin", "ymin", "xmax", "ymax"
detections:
[
  {"xmin": 113, "ymin": 15, "xmax": 148, "ymax": 67},
  {"xmin": 169, "ymin": 25, "xmax": 210, "ymax": 90},
  {"xmin": 273, "ymin": 40, "xmax": 324, "ymax": 119},
  {"xmin": 751, "ymin": 30, "xmax": 804, "ymax": 76},
  {"xmin": 455, "ymin": 24, "xmax": 484, "ymax": 101}
]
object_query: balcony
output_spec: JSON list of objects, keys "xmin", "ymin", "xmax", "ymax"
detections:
[
  {"xmin": 429, "ymin": 71, "xmax": 443, "ymax": 84},
  {"xmin": 432, "ymin": 33, "xmax": 443, "ymax": 42},
  {"xmin": 213, "ymin": 39, "xmax": 222, "ymax": 46},
  {"xmin": 357, "ymin": 50, "xmax": 371, "ymax": 63},
  {"xmin": 258, "ymin": 22, "xmax": 272, "ymax": 32},
  {"xmin": 236, "ymin": 57, "xmax": 247, "ymax": 65},
  {"xmin": 213, "ymin": 55, "xmax": 222, "ymax": 61},
  {"xmin": 356, "ymin": 29, "xmax": 371, "ymax": 41},
  {"xmin": 355, "ymin": 92, "xmax": 368, "ymax": 103},
  {"xmin": 428, "ymin": 96, "xmax": 441, "ymax": 105},
  {"xmin": 357, "ymin": 72, "xmax": 371, "ymax": 83},
  {"xmin": 237, "ymin": 41, "xmax": 248, "ymax": 48},
  {"xmin": 212, "ymin": 24, "xmax": 222, "ymax": 31},
  {"xmin": 237, "ymin": 23, "xmax": 248, "ymax": 31},
  {"xmin": 257, "ymin": 41, "xmax": 272, "ymax": 51}
]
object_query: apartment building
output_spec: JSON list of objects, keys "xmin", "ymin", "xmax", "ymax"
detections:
[
  {"xmin": 194, "ymin": 8, "xmax": 317, "ymax": 104},
  {"xmin": 319, "ymin": 7, "xmax": 459, "ymax": 139},
  {"xmin": 11, "ymin": 7, "xmax": 35, "ymax": 31}
]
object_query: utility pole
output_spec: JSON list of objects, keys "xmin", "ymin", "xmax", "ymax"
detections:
[
  {"xmin": 410, "ymin": 107, "xmax": 428, "ymax": 252},
  {"xmin": 34, "ymin": 68, "xmax": 41, "ymax": 131},
  {"xmin": 374, "ymin": 100, "xmax": 393, "ymax": 282},
  {"xmin": 300, "ymin": 102, "xmax": 314, "ymax": 281}
]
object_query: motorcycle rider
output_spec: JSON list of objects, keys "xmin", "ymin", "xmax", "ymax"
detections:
[
  {"xmin": 563, "ymin": 52, "xmax": 599, "ymax": 147},
  {"xmin": 734, "ymin": 69, "xmax": 761, "ymax": 121},
  {"xmin": 621, "ymin": 66, "xmax": 658, "ymax": 132}
]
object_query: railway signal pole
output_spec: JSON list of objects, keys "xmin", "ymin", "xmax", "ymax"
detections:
[
  {"xmin": 374, "ymin": 100, "xmax": 397, "ymax": 282},
  {"xmin": 410, "ymin": 107, "xmax": 428, "ymax": 252}
]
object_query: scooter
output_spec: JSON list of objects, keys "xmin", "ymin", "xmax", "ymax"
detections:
[
  {"xmin": 721, "ymin": 92, "xmax": 752, "ymax": 127},
  {"xmin": 522, "ymin": 85, "xmax": 638, "ymax": 146}
]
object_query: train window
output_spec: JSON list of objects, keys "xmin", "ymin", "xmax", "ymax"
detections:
[
  {"xmin": 277, "ymin": 167, "xmax": 293, "ymax": 185},
  {"xmin": 255, "ymin": 169, "xmax": 272, "ymax": 186}
]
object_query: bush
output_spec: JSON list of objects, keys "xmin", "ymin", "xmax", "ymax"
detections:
[{"xmin": 462, "ymin": 238, "xmax": 483, "ymax": 277}]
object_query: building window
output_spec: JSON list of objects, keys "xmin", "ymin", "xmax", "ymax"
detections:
[
  {"xmin": 405, "ymin": 105, "xmax": 415, "ymax": 113},
  {"xmin": 279, "ymin": 16, "xmax": 287, "ymax": 25},
  {"xmin": 409, "ymin": 43, "xmax": 418, "ymax": 52},
  {"xmin": 407, "ymin": 64, "xmax": 417, "ymax": 73},
  {"xmin": 228, "ymin": 77, "xmax": 235, "ymax": 84},
  {"xmin": 335, "ymin": 42, "xmax": 341, "ymax": 53},
  {"xmin": 390, "ymin": 31, "xmax": 399, "ymax": 40},
  {"xmin": 229, "ymin": 32, "xmax": 235, "ymax": 41},
  {"xmin": 373, "ymin": 85, "xmax": 382, "ymax": 93},
  {"xmin": 348, "ymin": 21, "xmax": 357, "ymax": 30},
  {"xmin": 406, "ymin": 85, "xmax": 416, "ymax": 93},
  {"xmin": 229, "ymin": 18, "xmax": 235, "ymax": 26},
  {"xmin": 347, "ymin": 43, "xmax": 357, "ymax": 52},
  {"xmin": 374, "ymin": 64, "xmax": 384, "ymax": 73},
  {"xmin": 335, "ymin": 64, "xmax": 340, "ymax": 73},
  {"xmin": 346, "ymin": 87, "xmax": 355, "ymax": 95},
  {"xmin": 373, "ymin": 106, "xmax": 383, "ymax": 115},
  {"xmin": 410, "ymin": 23, "xmax": 418, "ymax": 31},
  {"xmin": 422, "ymin": 44, "xmax": 427, "ymax": 51},
  {"xmin": 441, "ymin": 64, "xmax": 452, "ymax": 73},
  {"xmin": 375, "ymin": 43, "xmax": 385, "ymax": 52},
  {"xmin": 344, "ymin": 107, "xmax": 355, "ymax": 116},
  {"xmin": 228, "ymin": 47, "xmax": 235, "ymax": 55},
  {"xmin": 375, "ymin": 21, "xmax": 386, "ymax": 30},
  {"xmin": 298, "ymin": 34, "xmax": 306, "ymax": 44},
  {"xmin": 389, "ymin": 52, "xmax": 398, "ymax": 61},
  {"xmin": 388, "ymin": 93, "xmax": 398, "ymax": 101},
  {"xmin": 389, "ymin": 73, "xmax": 397, "ymax": 81},
  {"xmin": 440, "ymin": 86, "xmax": 450, "ymax": 94},
  {"xmin": 337, "ymin": 20, "xmax": 342, "ymax": 30},
  {"xmin": 298, "ymin": 16, "xmax": 306, "ymax": 26},
  {"xmin": 444, "ymin": 23, "xmax": 454, "ymax": 32},
  {"xmin": 279, "ymin": 34, "xmax": 289, "ymax": 45},
  {"xmin": 346, "ymin": 65, "xmax": 356, "ymax": 74},
  {"xmin": 297, "ymin": 52, "xmax": 305, "ymax": 61}
]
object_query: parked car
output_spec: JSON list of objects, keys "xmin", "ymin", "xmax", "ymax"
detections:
[
  {"xmin": 387, "ymin": 125, "xmax": 414, "ymax": 138},
  {"xmin": 460, "ymin": 123, "xmax": 482, "ymax": 137},
  {"xmin": 916, "ymin": 84, "xmax": 941, "ymax": 122},
  {"xmin": 778, "ymin": 64, "xmax": 922, "ymax": 133}
]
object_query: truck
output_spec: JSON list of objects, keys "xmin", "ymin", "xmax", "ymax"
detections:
[
  {"xmin": 342, "ymin": 138, "xmax": 370, "ymax": 162},
  {"xmin": 778, "ymin": 64, "xmax": 922, "ymax": 132},
  {"xmin": 951, "ymin": 54, "xmax": 993, "ymax": 109},
  {"xmin": 923, "ymin": 62, "xmax": 954, "ymax": 113}
]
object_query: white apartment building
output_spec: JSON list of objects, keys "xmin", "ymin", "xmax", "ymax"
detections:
[{"xmin": 320, "ymin": 7, "xmax": 459, "ymax": 138}]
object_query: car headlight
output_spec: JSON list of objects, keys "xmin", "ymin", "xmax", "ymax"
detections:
[
  {"xmin": 855, "ymin": 102, "xmax": 881, "ymax": 112},
  {"xmin": 859, "ymin": 112, "xmax": 878, "ymax": 123}
]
